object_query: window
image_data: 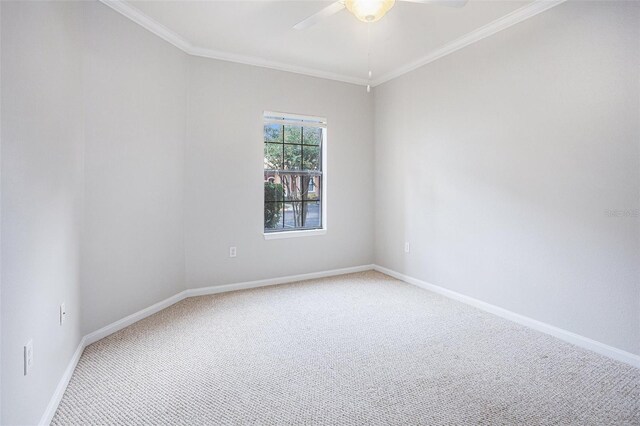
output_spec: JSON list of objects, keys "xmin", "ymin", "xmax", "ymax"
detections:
[{"xmin": 263, "ymin": 111, "xmax": 326, "ymax": 236}]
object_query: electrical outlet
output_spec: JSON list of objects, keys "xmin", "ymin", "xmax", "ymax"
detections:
[
  {"xmin": 24, "ymin": 340, "xmax": 33, "ymax": 375},
  {"xmin": 60, "ymin": 303, "xmax": 66, "ymax": 325},
  {"xmin": 229, "ymin": 246, "xmax": 237, "ymax": 258},
  {"xmin": 404, "ymin": 242, "xmax": 410, "ymax": 253}
]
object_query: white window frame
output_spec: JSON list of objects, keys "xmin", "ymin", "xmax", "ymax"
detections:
[{"xmin": 263, "ymin": 111, "xmax": 327, "ymax": 240}]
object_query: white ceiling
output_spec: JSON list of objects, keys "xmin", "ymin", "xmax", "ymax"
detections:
[{"xmin": 109, "ymin": 0, "xmax": 560, "ymax": 85}]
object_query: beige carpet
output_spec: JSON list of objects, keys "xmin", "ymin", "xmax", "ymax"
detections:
[{"xmin": 53, "ymin": 271, "xmax": 639, "ymax": 425}]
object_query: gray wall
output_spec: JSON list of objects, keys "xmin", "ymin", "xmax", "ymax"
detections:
[
  {"xmin": 184, "ymin": 56, "xmax": 374, "ymax": 288},
  {"xmin": 80, "ymin": 2, "xmax": 187, "ymax": 334},
  {"xmin": 1, "ymin": 2, "xmax": 84, "ymax": 424},
  {"xmin": 3, "ymin": 0, "xmax": 638, "ymax": 424},
  {"xmin": 1, "ymin": 2, "xmax": 374, "ymax": 423},
  {"xmin": 1, "ymin": 1, "xmax": 188, "ymax": 423},
  {"xmin": 373, "ymin": 0, "xmax": 640, "ymax": 355},
  {"xmin": 1, "ymin": 2, "xmax": 3, "ymax": 422}
]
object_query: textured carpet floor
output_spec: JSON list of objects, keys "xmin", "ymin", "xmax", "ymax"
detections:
[{"xmin": 53, "ymin": 271, "xmax": 639, "ymax": 425}]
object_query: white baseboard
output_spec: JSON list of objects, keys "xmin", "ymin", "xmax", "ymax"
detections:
[
  {"xmin": 39, "ymin": 337, "xmax": 86, "ymax": 426},
  {"xmin": 186, "ymin": 264, "xmax": 375, "ymax": 297},
  {"xmin": 84, "ymin": 291, "xmax": 188, "ymax": 346},
  {"xmin": 87, "ymin": 264, "xmax": 374, "ymax": 345},
  {"xmin": 40, "ymin": 264, "xmax": 375, "ymax": 424},
  {"xmin": 41, "ymin": 262, "xmax": 639, "ymax": 424},
  {"xmin": 373, "ymin": 264, "xmax": 640, "ymax": 369}
]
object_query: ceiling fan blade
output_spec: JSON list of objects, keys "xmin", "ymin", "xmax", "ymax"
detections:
[
  {"xmin": 293, "ymin": 1, "xmax": 346, "ymax": 30},
  {"xmin": 400, "ymin": 0, "xmax": 468, "ymax": 7}
]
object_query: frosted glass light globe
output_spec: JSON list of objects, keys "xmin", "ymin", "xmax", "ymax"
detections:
[{"xmin": 345, "ymin": 0, "xmax": 396, "ymax": 23}]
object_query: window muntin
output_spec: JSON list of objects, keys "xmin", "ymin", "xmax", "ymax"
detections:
[{"xmin": 264, "ymin": 112, "xmax": 325, "ymax": 233}]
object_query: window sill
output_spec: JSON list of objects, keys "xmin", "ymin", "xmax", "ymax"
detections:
[{"xmin": 263, "ymin": 229, "xmax": 326, "ymax": 240}]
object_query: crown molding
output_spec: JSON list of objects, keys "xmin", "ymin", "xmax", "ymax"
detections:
[
  {"xmin": 100, "ymin": 0, "xmax": 565, "ymax": 89},
  {"xmin": 98, "ymin": 0, "xmax": 369, "ymax": 86},
  {"xmin": 371, "ymin": 0, "xmax": 567, "ymax": 86},
  {"xmin": 99, "ymin": 0, "xmax": 191, "ymax": 52},
  {"xmin": 187, "ymin": 45, "xmax": 370, "ymax": 86}
]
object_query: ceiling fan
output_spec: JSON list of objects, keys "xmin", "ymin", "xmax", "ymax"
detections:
[{"xmin": 293, "ymin": 0, "xmax": 468, "ymax": 30}]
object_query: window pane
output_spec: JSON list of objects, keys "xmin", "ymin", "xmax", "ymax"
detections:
[
  {"xmin": 280, "ymin": 174, "xmax": 301, "ymax": 201},
  {"xmin": 263, "ymin": 113, "xmax": 325, "ymax": 234},
  {"xmin": 280, "ymin": 173, "xmax": 320, "ymax": 201},
  {"xmin": 264, "ymin": 144, "xmax": 282, "ymax": 170},
  {"xmin": 264, "ymin": 202, "xmax": 284, "ymax": 231},
  {"xmin": 303, "ymin": 175, "xmax": 321, "ymax": 201},
  {"xmin": 284, "ymin": 125, "xmax": 302, "ymax": 144},
  {"xmin": 284, "ymin": 145, "xmax": 301, "ymax": 170},
  {"xmin": 264, "ymin": 124, "xmax": 282, "ymax": 142},
  {"xmin": 301, "ymin": 201, "xmax": 321, "ymax": 229},
  {"xmin": 283, "ymin": 202, "xmax": 299, "ymax": 229},
  {"xmin": 302, "ymin": 145, "xmax": 321, "ymax": 170},
  {"xmin": 283, "ymin": 201, "xmax": 321, "ymax": 229},
  {"xmin": 264, "ymin": 175, "xmax": 284, "ymax": 202},
  {"xmin": 302, "ymin": 127, "xmax": 322, "ymax": 145}
]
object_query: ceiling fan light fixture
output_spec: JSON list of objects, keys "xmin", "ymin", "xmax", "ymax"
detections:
[{"xmin": 344, "ymin": 0, "xmax": 396, "ymax": 23}]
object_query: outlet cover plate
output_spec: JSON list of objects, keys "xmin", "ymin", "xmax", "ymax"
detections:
[
  {"xmin": 60, "ymin": 303, "xmax": 66, "ymax": 325},
  {"xmin": 24, "ymin": 340, "xmax": 33, "ymax": 375}
]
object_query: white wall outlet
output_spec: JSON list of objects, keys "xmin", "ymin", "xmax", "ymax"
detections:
[
  {"xmin": 24, "ymin": 340, "xmax": 33, "ymax": 375},
  {"xmin": 60, "ymin": 303, "xmax": 66, "ymax": 325},
  {"xmin": 229, "ymin": 246, "xmax": 237, "ymax": 258},
  {"xmin": 404, "ymin": 242, "xmax": 411, "ymax": 253}
]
